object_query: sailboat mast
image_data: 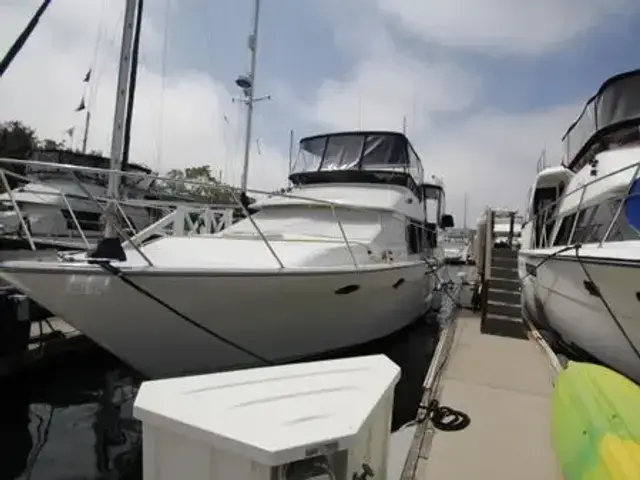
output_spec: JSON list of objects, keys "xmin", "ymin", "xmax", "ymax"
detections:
[
  {"xmin": 463, "ymin": 192, "xmax": 468, "ymax": 231},
  {"xmin": 121, "ymin": 0, "xmax": 144, "ymax": 172},
  {"xmin": 239, "ymin": 0, "xmax": 262, "ymax": 194},
  {"xmin": 104, "ymin": 0, "xmax": 140, "ymax": 238},
  {"xmin": 81, "ymin": 110, "xmax": 91, "ymax": 153}
]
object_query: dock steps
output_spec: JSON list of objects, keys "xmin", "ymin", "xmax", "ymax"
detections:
[
  {"xmin": 481, "ymin": 247, "xmax": 525, "ymax": 339},
  {"xmin": 486, "ymin": 288, "xmax": 519, "ymax": 305},
  {"xmin": 486, "ymin": 300, "xmax": 521, "ymax": 319},
  {"xmin": 488, "ymin": 277, "xmax": 519, "ymax": 291}
]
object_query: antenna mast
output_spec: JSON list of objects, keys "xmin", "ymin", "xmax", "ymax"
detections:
[
  {"xmin": 288, "ymin": 129, "xmax": 295, "ymax": 175},
  {"xmin": 236, "ymin": 0, "xmax": 270, "ymax": 194}
]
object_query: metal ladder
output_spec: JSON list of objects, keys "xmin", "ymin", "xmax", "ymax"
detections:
[{"xmin": 479, "ymin": 209, "xmax": 527, "ymax": 339}]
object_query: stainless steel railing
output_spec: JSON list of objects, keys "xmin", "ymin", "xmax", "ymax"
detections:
[{"xmin": 0, "ymin": 157, "xmax": 443, "ymax": 270}]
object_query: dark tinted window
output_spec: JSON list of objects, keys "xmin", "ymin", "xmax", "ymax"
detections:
[
  {"xmin": 553, "ymin": 214, "xmax": 575, "ymax": 246},
  {"xmin": 406, "ymin": 221, "xmax": 421, "ymax": 254},
  {"xmin": 582, "ymin": 202, "xmax": 614, "ymax": 242},
  {"xmin": 591, "ymin": 198, "xmax": 639, "ymax": 242},
  {"xmin": 568, "ymin": 198, "xmax": 640, "ymax": 244},
  {"xmin": 572, "ymin": 207, "xmax": 596, "ymax": 243}
]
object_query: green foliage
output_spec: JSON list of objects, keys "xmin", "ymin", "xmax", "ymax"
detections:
[
  {"xmin": 0, "ymin": 120, "xmax": 64, "ymax": 157},
  {"xmin": 41, "ymin": 138, "xmax": 63, "ymax": 150},
  {"xmin": 160, "ymin": 165, "xmax": 251, "ymax": 205},
  {"xmin": 0, "ymin": 120, "xmax": 39, "ymax": 190},
  {"xmin": 0, "ymin": 120, "xmax": 38, "ymax": 159}
]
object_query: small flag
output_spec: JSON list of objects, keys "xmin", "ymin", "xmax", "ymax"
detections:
[
  {"xmin": 75, "ymin": 97, "xmax": 86, "ymax": 111},
  {"xmin": 83, "ymin": 69, "xmax": 92, "ymax": 82},
  {"xmin": 64, "ymin": 126, "xmax": 75, "ymax": 137}
]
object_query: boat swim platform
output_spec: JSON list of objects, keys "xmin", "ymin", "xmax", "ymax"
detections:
[{"xmin": 401, "ymin": 310, "xmax": 560, "ymax": 479}]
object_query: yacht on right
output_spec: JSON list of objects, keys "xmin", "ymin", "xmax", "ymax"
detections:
[{"xmin": 519, "ymin": 69, "xmax": 640, "ymax": 384}]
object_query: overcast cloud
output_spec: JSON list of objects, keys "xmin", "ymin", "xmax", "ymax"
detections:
[{"xmin": 1, "ymin": 0, "xmax": 639, "ymax": 223}]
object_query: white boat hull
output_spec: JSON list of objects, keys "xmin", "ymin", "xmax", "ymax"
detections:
[
  {"xmin": 0, "ymin": 262, "xmax": 429, "ymax": 378},
  {"xmin": 519, "ymin": 248, "xmax": 640, "ymax": 383}
]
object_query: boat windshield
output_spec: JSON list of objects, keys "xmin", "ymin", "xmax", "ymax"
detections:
[
  {"xmin": 422, "ymin": 184, "xmax": 443, "ymax": 223},
  {"xmin": 293, "ymin": 132, "xmax": 424, "ymax": 185}
]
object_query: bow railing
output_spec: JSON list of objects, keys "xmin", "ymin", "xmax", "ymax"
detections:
[{"xmin": 0, "ymin": 157, "xmax": 444, "ymax": 270}]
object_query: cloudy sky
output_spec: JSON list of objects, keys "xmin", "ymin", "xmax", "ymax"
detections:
[{"xmin": 1, "ymin": 0, "xmax": 639, "ymax": 223}]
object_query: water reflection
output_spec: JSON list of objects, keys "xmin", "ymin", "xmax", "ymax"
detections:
[{"xmin": 0, "ymin": 351, "xmax": 142, "ymax": 480}]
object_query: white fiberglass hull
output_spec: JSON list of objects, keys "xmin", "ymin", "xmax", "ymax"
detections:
[
  {"xmin": 0, "ymin": 261, "xmax": 429, "ymax": 378},
  {"xmin": 519, "ymin": 245, "xmax": 640, "ymax": 383}
]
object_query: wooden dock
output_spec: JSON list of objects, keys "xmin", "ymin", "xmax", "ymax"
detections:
[{"xmin": 403, "ymin": 310, "xmax": 560, "ymax": 479}]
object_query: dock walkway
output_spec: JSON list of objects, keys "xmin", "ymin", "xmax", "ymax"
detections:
[{"xmin": 407, "ymin": 311, "xmax": 559, "ymax": 479}]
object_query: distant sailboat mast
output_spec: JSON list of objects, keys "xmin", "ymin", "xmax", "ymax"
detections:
[
  {"xmin": 80, "ymin": 69, "xmax": 92, "ymax": 153},
  {"xmin": 463, "ymin": 192, "xmax": 468, "ymax": 231}
]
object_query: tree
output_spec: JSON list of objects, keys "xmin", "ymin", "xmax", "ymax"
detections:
[
  {"xmin": 0, "ymin": 120, "xmax": 39, "ymax": 190},
  {"xmin": 0, "ymin": 120, "xmax": 38, "ymax": 159},
  {"xmin": 160, "ymin": 165, "xmax": 254, "ymax": 206},
  {"xmin": 40, "ymin": 138, "xmax": 63, "ymax": 150}
]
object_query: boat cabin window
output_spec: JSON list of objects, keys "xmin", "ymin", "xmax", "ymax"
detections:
[
  {"xmin": 552, "ymin": 214, "xmax": 575, "ymax": 245},
  {"xmin": 422, "ymin": 185, "xmax": 444, "ymax": 224},
  {"xmin": 571, "ymin": 208, "xmax": 595, "ymax": 243},
  {"xmin": 554, "ymin": 197, "xmax": 640, "ymax": 245},
  {"xmin": 291, "ymin": 132, "xmax": 424, "ymax": 192},
  {"xmin": 406, "ymin": 220, "xmax": 422, "ymax": 255},
  {"xmin": 532, "ymin": 186, "xmax": 560, "ymax": 247},
  {"xmin": 295, "ymin": 137, "xmax": 324, "ymax": 172}
]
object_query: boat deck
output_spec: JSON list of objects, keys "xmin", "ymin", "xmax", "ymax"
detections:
[{"xmin": 405, "ymin": 311, "xmax": 560, "ymax": 479}]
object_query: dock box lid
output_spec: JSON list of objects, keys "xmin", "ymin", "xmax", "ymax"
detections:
[{"xmin": 133, "ymin": 354, "xmax": 400, "ymax": 466}]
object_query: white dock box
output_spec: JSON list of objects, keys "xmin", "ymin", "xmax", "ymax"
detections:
[{"xmin": 134, "ymin": 354, "xmax": 400, "ymax": 480}]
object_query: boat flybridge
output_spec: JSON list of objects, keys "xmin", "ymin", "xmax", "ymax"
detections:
[
  {"xmin": 0, "ymin": 130, "xmax": 449, "ymax": 378},
  {"xmin": 519, "ymin": 69, "xmax": 640, "ymax": 384}
]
